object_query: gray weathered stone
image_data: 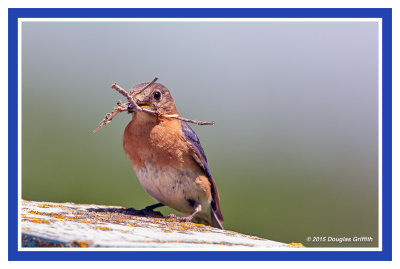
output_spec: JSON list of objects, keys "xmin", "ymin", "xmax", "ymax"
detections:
[{"xmin": 21, "ymin": 200, "xmax": 302, "ymax": 248}]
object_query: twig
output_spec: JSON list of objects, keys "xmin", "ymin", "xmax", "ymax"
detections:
[
  {"xmin": 134, "ymin": 77, "xmax": 158, "ymax": 96},
  {"xmin": 111, "ymin": 83, "xmax": 141, "ymax": 112},
  {"xmin": 93, "ymin": 106, "xmax": 129, "ymax": 134},
  {"xmin": 162, "ymin": 114, "xmax": 215, "ymax": 125},
  {"xmin": 94, "ymin": 80, "xmax": 215, "ymax": 133}
]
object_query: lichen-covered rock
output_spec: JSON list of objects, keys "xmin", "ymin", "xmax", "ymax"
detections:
[{"xmin": 21, "ymin": 200, "xmax": 296, "ymax": 248}]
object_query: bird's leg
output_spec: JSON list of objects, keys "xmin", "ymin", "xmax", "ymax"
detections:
[
  {"xmin": 182, "ymin": 202, "xmax": 202, "ymax": 222},
  {"xmin": 166, "ymin": 202, "xmax": 202, "ymax": 222}
]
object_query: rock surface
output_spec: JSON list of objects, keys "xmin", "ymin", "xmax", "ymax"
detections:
[{"xmin": 21, "ymin": 200, "xmax": 300, "ymax": 248}]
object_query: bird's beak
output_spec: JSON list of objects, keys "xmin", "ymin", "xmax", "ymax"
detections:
[{"xmin": 135, "ymin": 100, "xmax": 151, "ymax": 109}]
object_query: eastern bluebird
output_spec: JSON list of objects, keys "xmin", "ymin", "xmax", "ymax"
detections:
[{"xmin": 123, "ymin": 82, "xmax": 224, "ymax": 229}]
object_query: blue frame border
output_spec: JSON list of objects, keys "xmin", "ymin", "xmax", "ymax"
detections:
[{"xmin": 8, "ymin": 8, "xmax": 392, "ymax": 261}]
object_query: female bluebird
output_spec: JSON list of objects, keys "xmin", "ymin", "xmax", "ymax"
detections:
[{"xmin": 123, "ymin": 82, "xmax": 224, "ymax": 229}]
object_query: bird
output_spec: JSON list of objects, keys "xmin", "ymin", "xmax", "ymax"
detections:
[{"xmin": 122, "ymin": 81, "xmax": 224, "ymax": 229}]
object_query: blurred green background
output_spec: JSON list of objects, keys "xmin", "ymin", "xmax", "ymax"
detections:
[{"xmin": 21, "ymin": 21, "xmax": 379, "ymax": 247}]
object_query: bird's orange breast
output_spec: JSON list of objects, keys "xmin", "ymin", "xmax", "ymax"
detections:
[{"xmin": 123, "ymin": 112, "xmax": 192, "ymax": 171}]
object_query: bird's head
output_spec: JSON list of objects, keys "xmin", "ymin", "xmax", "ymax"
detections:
[{"xmin": 129, "ymin": 82, "xmax": 178, "ymax": 115}]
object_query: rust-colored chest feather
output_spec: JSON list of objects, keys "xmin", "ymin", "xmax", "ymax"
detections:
[{"xmin": 123, "ymin": 112, "xmax": 190, "ymax": 170}]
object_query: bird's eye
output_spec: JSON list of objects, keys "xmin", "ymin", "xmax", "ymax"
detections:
[{"xmin": 153, "ymin": 90, "xmax": 162, "ymax": 101}]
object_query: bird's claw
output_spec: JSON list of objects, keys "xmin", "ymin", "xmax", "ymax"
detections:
[{"xmin": 166, "ymin": 214, "xmax": 192, "ymax": 223}]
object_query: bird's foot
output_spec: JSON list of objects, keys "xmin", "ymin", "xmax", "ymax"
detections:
[
  {"xmin": 165, "ymin": 203, "xmax": 201, "ymax": 223},
  {"xmin": 137, "ymin": 208, "xmax": 155, "ymax": 216},
  {"xmin": 166, "ymin": 213, "xmax": 178, "ymax": 219},
  {"xmin": 137, "ymin": 202, "xmax": 164, "ymax": 216},
  {"xmin": 179, "ymin": 216, "xmax": 193, "ymax": 222},
  {"xmin": 124, "ymin": 207, "xmax": 138, "ymax": 214},
  {"xmin": 124, "ymin": 206, "xmax": 163, "ymax": 218},
  {"xmin": 166, "ymin": 214, "xmax": 193, "ymax": 223}
]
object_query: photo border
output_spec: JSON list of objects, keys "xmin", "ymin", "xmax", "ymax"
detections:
[{"xmin": 8, "ymin": 8, "xmax": 392, "ymax": 261}]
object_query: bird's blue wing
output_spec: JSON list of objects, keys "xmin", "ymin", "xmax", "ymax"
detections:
[
  {"xmin": 181, "ymin": 122, "xmax": 209, "ymax": 172},
  {"xmin": 181, "ymin": 122, "xmax": 223, "ymax": 222}
]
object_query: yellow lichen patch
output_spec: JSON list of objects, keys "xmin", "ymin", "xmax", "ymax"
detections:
[
  {"xmin": 288, "ymin": 242, "xmax": 305, "ymax": 248},
  {"xmin": 75, "ymin": 241, "xmax": 88, "ymax": 248},
  {"xmin": 37, "ymin": 204, "xmax": 54, "ymax": 208},
  {"xmin": 28, "ymin": 210, "xmax": 42, "ymax": 215},
  {"xmin": 21, "ymin": 227, "xmax": 31, "ymax": 232},
  {"xmin": 67, "ymin": 217, "xmax": 75, "ymax": 220},
  {"xmin": 202, "ymin": 241, "xmax": 227, "ymax": 246},
  {"xmin": 192, "ymin": 223, "xmax": 205, "ymax": 227},
  {"xmin": 52, "ymin": 215, "xmax": 65, "ymax": 219},
  {"xmin": 28, "ymin": 219, "xmax": 50, "ymax": 224},
  {"xmin": 95, "ymin": 226, "xmax": 110, "ymax": 231},
  {"xmin": 162, "ymin": 230, "xmax": 173, "ymax": 233}
]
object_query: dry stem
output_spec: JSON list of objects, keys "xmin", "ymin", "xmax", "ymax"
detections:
[{"xmin": 94, "ymin": 79, "xmax": 215, "ymax": 133}]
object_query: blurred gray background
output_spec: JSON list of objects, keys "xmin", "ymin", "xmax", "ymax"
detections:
[{"xmin": 21, "ymin": 21, "xmax": 379, "ymax": 247}]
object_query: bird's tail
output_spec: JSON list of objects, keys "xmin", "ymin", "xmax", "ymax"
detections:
[
  {"xmin": 210, "ymin": 209, "xmax": 224, "ymax": 229},
  {"xmin": 192, "ymin": 209, "xmax": 224, "ymax": 229}
]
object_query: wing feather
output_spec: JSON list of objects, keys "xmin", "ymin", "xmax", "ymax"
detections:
[{"xmin": 181, "ymin": 122, "xmax": 224, "ymax": 222}]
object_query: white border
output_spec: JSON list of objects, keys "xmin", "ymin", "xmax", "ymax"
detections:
[
  {"xmin": 377, "ymin": 16, "xmax": 382, "ymax": 253},
  {"xmin": 19, "ymin": 18, "xmax": 380, "ymax": 22},
  {"xmin": 17, "ymin": 18, "xmax": 383, "ymax": 252}
]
